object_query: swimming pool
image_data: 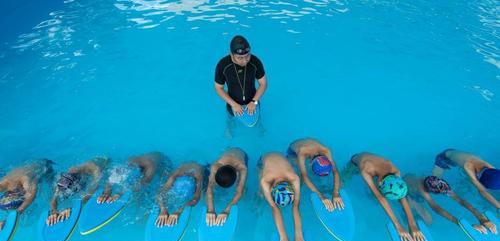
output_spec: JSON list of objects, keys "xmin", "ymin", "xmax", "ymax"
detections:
[{"xmin": 0, "ymin": 0, "xmax": 499, "ymax": 240}]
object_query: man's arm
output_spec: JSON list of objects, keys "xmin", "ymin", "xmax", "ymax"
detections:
[
  {"xmin": 261, "ymin": 178, "xmax": 287, "ymax": 240},
  {"xmin": 362, "ymin": 172, "xmax": 402, "ymax": 228},
  {"xmin": 297, "ymin": 154, "xmax": 321, "ymax": 196},
  {"xmin": 224, "ymin": 165, "xmax": 247, "ymax": 212},
  {"xmin": 214, "ymin": 83, "xmax": 239, "ymax": 107},
  {"xmin": 465, "ymin": 168, "xmax": 500, "ymax": 209},
  {"xmin": 17, "ymin": 179, "xmax": 37, "ymax": 213},
  {"xmin": 322, "ymin": 148, "xmax": 341, "ymax": 197},
  {"xmin": 252, "ymin": 75, "xmax": 267, "ymax": 102},
  {"xmin": 291, "ymin": 177, "xmax": 303, "ymax": 239},
  {"xmin": 421, "ymin": 190, "xmax": 458, "ymax": 224},
  {"xmin": 206, "ymin": 165, "xmax": 217, "ymax": 212},
  {"xmin": 450, "ymin": 192, "xmax": 489, "ymax": 223}
]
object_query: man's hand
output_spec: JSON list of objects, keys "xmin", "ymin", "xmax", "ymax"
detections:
[
  {"xmin": 247, "ymin": 102, "xmax": 257, "ymax": 115},
  {"xmin": 231, "ymin": 104, "xmax": 244, "ymax": 116},
  {"xmin": 206, "ymin": 211, "xmax": 216, "ymax": 226},
  {"xmin": 321, "ymin": 196, "xmax": 334, "ymax": 212},
  {"xmin": 215, "ymin": 212, "xmax": 228, "ymax": 226},
  {"xmin": 332, "ymin": 196, "xmax": 345, "ymax": 210}
]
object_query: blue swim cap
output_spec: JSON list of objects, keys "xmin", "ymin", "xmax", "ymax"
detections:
[
  {"xmin": 271, "ymin": 182, "xmax": 294, "ymax": 207},
  {"xmin": 478, "ymin": 168, "xmax": 500, "ymax": 190},
  {"xmin": 172, "ymin": 176, "xmax": 196, "ymax": 200},
  {"xmin": 378, "ymin": 175, "xmax": 408, "ymax": 200},
  {"xmin": 0, "ymin": 191, "xmax": 25, "ymax": 210},
  {"xmin": 312, "ymin": 155, "xmax": 332, "ymax": 176}
]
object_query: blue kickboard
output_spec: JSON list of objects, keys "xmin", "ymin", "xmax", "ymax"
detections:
[
  {"xmin": 198, "ymin": 206, "xmax": 238, "ymax": 241},
  {"xmin": 459, "ymin": 212, "xmax": 498, "ymax": 241},
  {"xmin": 0, "ymin": 211, "xmax": 18, "ymax": 241},
  {"xmin": 310, "ymin": 190, "xmax": 355, "ymax": 241},
  {"xmin": 234, "ymin": 105, "xmax": 260, "ymax": 127},
  {"xmin": 79, "ymin": 190, "xmax": 131, "ymax": 235},
  {"xmin": 145, "ymin": 207, "xmax": 191, "ymax": 241},
  {"xmin": 38, "ymin": 199, "xmax": 82, "ymax": 241},
  {"xmin": 387, "ymin": 220, "xmax": 434, "ymax": 241}
]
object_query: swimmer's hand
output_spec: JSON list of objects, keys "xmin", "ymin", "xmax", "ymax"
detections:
[
  {"xmin": 0, "ymin": 221, "xmax": 5, "ymax": 231},
  {"xmin": 206, "ymin": 211, "xmax": 216, "ymax": 226},
  {"xmin": 320, "ymin": 195, "xmax": 334, "ymax": 212},
  {"xmin": 481, "ymin": 221, "xmax": 498, "ymax": 234},
  {"xmin": 155, "ymin": 211, "xmax": 168, "ymax": 227},
  {"xmin": 231, "ymin": 104, "xmax": 244, "ymax": 116},
  {"xmin": 473, "ymin": 224, "xmax": 488, "ymax": 234},
  {"xmin": 409, "ymin": 225, "xmax": 426, "ymax": 241},
  {"xmin": 166, "ymin": 213, "xmax": 179, "ymax": 227},
  {"xmin": 332, "ymin": 196, "xmax": 345, "ymax": 210},
  {"xmin": 396, "ymin": 225, "xmax": 413, "ymax": 241},
  {"xmin": 98, "ymin": 192, "xmax": 110, "ymax": 204},
  {"xmin": 57, "ymin": 209, "xmax": 71, "ymax": 223},
  {"xmin": 294, "ymin": 233, "xmax": 304, "ymax": 241},
  {"xmin": 215, "ymin": 211, "xmax": 228, "ymax": 226}
]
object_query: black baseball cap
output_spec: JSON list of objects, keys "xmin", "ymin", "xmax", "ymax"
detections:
[{"xmin": 230, "ymin": 35, "xmax": 250, "ymax": 55}]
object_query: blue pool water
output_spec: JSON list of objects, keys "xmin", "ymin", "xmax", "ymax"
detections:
[{"xmin": 0, "ymin": 0, "xmax": 499, "ymax": 240}]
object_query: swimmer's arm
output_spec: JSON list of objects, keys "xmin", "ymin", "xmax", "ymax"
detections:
[
  {"xmin": 83, "ymin": 168, "xmax": 102, "ymax": 203},
  {"xmin": 224, "ymin": 165, "xmax": 247, "ymax": 213},
  {"xmin": 261, "ymin": 178, "xmax": 287, "ymax": 240},
  {"xmin": 17, "ymin": 181, "xmax": 37, "ymax": 213},
  {"xmin": 156, "ymin": 176, "xmax": 176, "ymax": 214},
  {"xmin": 50, "ymin": 189, "xmax": 59, "ymax": 213},
  {"xmin": 465, "ymin": 168, "xmax": 500, "ymax": 209},
  {"xmin": 298, "ymin": 154, "xmax": 322, "ymax": 197},
  {"xmin": 449, "ymin": 192, "xmax": 489, "ymax": 223},
  {"xmin": 206, "ymin": 165, "xmax": 217, "ymax": 213},
  {"xmin": 215, "ymin": 83, "xmax": 239, "ymax": 107},
  {"xmin": 323, "ymin": 149, "xmax": 341, "ymax": 197},
  {"xmin": 408, "ymin": 196, "xmax": 433, "ymax": 225},
  {"xmin": 362, "ymin": 172, "xmax": 402, "ymax": 228},
  {"xmin": 291, "ymin": 177, "xmax": 303, "ymax": 238},
  {"xmin": 186, "ymin": 170, "xmax": 203, "ymax": 206},
  {"xmin": 421, "ymin": 190, "xmax": 458, "ymax": 224},
  {"xmin": 252, "ymin": 75, "xmax": 268, "ymax": 102},
  {"xmin": 400, "ymin": 197, "xmax": 419, "ymax": 231}
]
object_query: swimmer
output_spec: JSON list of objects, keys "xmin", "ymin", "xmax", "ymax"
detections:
[
  {"xmin": 205, "ymin": 147, "xmax": 248, "ymax": 226},
  {"xmin": 287, "ymin": 138, "xmax": 343, "ymax": 212},
  {"xmin": 259, "ymin": 152, "xmax": 303, "ymax": 241},
  {"xmin": 0, "ymin": 159, "xmax": 54, "ymax": 230},
  {"xmin": 98, "ymin": 152, "xmax": 168, "ymax": 204},
  {"xmin": 46, "ymin": 156, "xmax": 108, "ymax": 226},
  {"xmin": 344, "ymin": 152, "xmax": 425, "ymax": 241},
  {"xmin": 155, "ymin": 162, "xmax": 205, "ymax": 227},
  {"xmin": 404, "ymin": 174, "xmax": 497, "ymax": 235},
  {"xmin": 432, "ymin": 149, "xmax": 499, "ymax": 209}
]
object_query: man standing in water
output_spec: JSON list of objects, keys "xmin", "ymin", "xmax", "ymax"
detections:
[{"xmin": 214, "ymin": 35, "xmax": 268, "ymax": 137}]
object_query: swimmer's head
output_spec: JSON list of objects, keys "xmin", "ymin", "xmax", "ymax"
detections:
[
  {"xmin": 378, "ymin": 174, "xmax": 408, "ymax": 200},
  {"xmin": 271, "ymin": 182, "xmax": 295, "ymax": 207},
  {"xmin": 478, "ymin": 168, "xmax": 500, "ymax": 190},
  {"xmin": 57, "ymin": 172, "xmax": 82, "ymax": 199},
  {"xmin": 0, "ymin": 191, "xmax": 25, "ymax": 210},
  {"xmin": 311, "ymin": 155, "xmax": 332, "ymax": 176},
  {"xmin": 424, "ymin": 176, "xmax": 451, "ymax": 194},
  {"xmin": 215, "ymin": 165, "xmax": 237, "ymax": 188}
]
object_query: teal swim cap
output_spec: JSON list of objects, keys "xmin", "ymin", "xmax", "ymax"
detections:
[
  {"xmin": 271, "ymin": 182, "xmax": 294, "ymax": 207},
  {"xmin": 378, "ymin": 175, "xmax": 408, "ymax": 200}
]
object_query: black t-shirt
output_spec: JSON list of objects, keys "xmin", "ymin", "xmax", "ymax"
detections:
[{"xmin": 214, "ymin": 55, "xmax": 265, "ymax": 112}]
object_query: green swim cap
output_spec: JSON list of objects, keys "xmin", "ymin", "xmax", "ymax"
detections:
[{"xmin": 378, "ymin": 175, "xmax": 408, "ymax": 200}]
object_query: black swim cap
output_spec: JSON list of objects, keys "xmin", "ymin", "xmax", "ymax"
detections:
[
  {"xmin": 230, "ymin": 35, "xmax": 250, "ymax": 55},
  {"xmin": 215, "ymin": 165, "xmax": 237, "ymax": 188}
]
